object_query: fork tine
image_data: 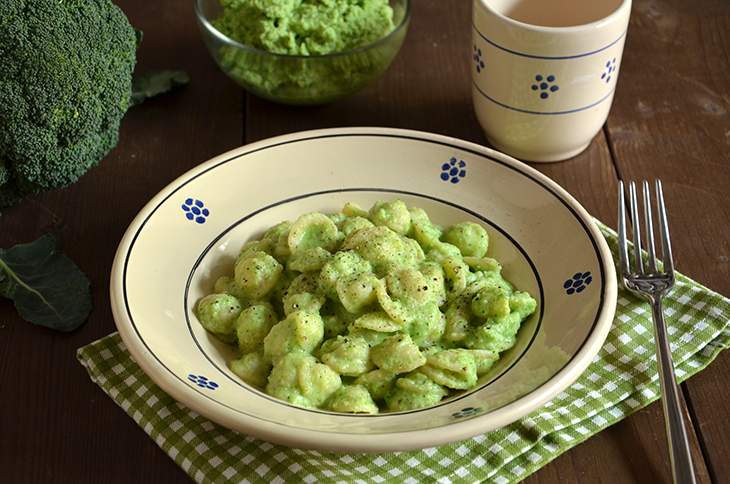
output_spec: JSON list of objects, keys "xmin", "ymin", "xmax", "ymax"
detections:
[
  {"xmin": 656, "ymin": 179, "xmax": 675, "ymax": 276},
  {"xmin": 617, "ymin": 181, "xmax": 631, "ymax": 276},
  {"xmin": 629, "ymin": 181, "xmax": 644, "ymax": 274},
  {"xmin": 642, "ymin": 181, "xmax": 658, "ymax": 273}
]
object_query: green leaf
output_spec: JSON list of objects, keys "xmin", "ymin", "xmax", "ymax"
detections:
[
  {"xmin": 0, "ymin": 234, "xmax": 91, "ymax": 332},
  {"xmin": 0, "ymin": 270, "xmax": 7, "ymax": 295},
  {"xmin": 135, "ymin": 28, "xmax": 144, "ymax": 47},
  {"xmin": 131, "ymin": 70, "xmax": 190, "ymax": 106}
]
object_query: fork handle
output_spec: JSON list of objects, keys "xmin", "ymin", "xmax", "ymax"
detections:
[{"xmin": 651, "ymin": 297, "xmax": 697, "ymax": 484}]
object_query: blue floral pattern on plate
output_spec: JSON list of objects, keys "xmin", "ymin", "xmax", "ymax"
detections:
[
  {"xmin": 182, "ymin": 198, "xmax": 210, "ymax": 224},
  {"xmin": 563, "ymin": 272, "xmax": 593, "ymax": 295},
  {"xmin": 452, "ymin": 407, "xmax": 483, "ymax": 419},
  {"xmin": 440, "ymin": 157, "xmax": 467, "ymax": 184},
  {"xmin": 187, "ymin": 374, "xmax": 219, "ymax": 390}
]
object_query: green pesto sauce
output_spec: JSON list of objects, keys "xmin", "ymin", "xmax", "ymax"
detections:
[
  {"xmin": 215, "ymin": 0, "xmax": 395, "ymax": 56},
  {"xmin": 211, "ymin": 0, "xmax": 402, "ymax": 104}
]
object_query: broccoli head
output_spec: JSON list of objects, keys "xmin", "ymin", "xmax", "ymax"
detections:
[{"xmin": 0, "ymin": 0, "xmax": 137, "ymax": 208}]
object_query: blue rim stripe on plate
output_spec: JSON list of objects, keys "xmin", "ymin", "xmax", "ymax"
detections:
[
  {"xmin": 184, "ymin": 188, "xmax": 545, "ymax": 418},
  {"xmin": 121, "ymin": 132, "xmax": 606, "ymax": 429},
  {"xmin": 472, "ymin": 24, "xmax": 627, "ymax": 60},
  {"xmin": 472, "ymin": 81, "xmax": 617, "ymax": 115}
]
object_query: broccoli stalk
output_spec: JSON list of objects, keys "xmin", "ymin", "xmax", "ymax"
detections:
[{"xmin": 0, "ymin": 0, "xmax": 138, "ymax": 208}]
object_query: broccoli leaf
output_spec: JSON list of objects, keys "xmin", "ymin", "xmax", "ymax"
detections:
[
  {"xmin": 131, "ymin": 70, "xmax": 190, "ymax": 106},
  {"xmin": 0, "ymin": 234, "xmax": 91, "ymax": 332}
]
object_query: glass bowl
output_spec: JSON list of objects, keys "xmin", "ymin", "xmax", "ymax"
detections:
[{"xmin": 195, "ymin": 0, "xmax": 411, "ymax": 105}]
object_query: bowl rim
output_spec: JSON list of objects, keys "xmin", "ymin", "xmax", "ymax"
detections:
[
  {"xmin": 110, "ymin": 127, "xmax": 617, "ymax": 452},
  {"xmin": 194, "ymin": 0, "xmax": 412, "ymax": 60}
]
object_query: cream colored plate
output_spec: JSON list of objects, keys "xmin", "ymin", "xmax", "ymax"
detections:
[{"xmin": 110, "ymin": 127, "xmax": 616, "ymax": 452}]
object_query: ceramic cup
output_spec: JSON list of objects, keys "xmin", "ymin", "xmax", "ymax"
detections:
[{"xmin": 472, "ymin": 0, "xmax": 631, "ymax": 162}]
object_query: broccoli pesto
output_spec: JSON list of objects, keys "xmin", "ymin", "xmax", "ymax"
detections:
[
  {"xmin": 210, "ymin": 0, "xmax": 401, "ymax": 104},
  {"xmin": 196, "ymin": 200, "xmax": 537, "ymax": 413}
]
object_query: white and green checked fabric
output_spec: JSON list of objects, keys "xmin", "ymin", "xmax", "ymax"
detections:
[{"xmin": 77, "ymin": 225, "xmax": 730, "ymax": 484}]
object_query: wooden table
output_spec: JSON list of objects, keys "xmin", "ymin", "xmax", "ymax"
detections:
[{"xmin": 1, "ymin": 1, "xmax": 728, "ymax": 482}]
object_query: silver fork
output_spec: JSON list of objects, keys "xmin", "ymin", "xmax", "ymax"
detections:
[{"xmin": 618, "ymin": 180, "xmax": 697, "ymax": 484}]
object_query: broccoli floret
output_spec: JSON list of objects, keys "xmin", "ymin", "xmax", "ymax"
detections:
[{"xmin": 0, "ymin": 0, "xmax": 137, "ymax": 208}]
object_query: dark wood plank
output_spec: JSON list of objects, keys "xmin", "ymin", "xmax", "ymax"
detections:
[
  {"xmin": 0, "ymin": 0, "xmax": 723, "ymax": 482},
  {"xmin": 0, "ymin": 0, "xmax": 242, "ymax": 482},
  {"xmin": 245, "ymin": 1, "xmax": 712, "ymax": 483},
  {"xmin": 605, "ymin": 0, "xmax": 730, "ymax": 481}
]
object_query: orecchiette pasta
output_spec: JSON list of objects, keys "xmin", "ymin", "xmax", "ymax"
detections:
[
  {"xmin": 420, "ymin": 349, "xmax": 478, "ymax": 390},
  {"xmin": 326, "ymin": 385, "xmax": 379, "ymax": 414},
  {"xmin": 443, "ymin": 222, "xmax": 489, "ymax": 258},
  {"xmin": 195, "ymin": 293, "xmax": 242, "ymax": 343},
  {"xmin": 235, "ymin": 302, "xmax": 278, "ymax": 354},
  {"xmin": 342, "ymin": 201, "xmax": 369, "ymax": 218},
  {"xmin": 196, "ymin": 200, "xmax": 537, "ymax": 413},
  {"xmin": 318, "ymin": 250, "xmax": 372, "ymax": 299},
  {"xmin": 318, "ymin": 335, "xmax": 373, "ymax": 376},
  {"xmin": 229, "ymin": 351, "xmax": 272, "ymax": 388},
  {"xmin": 234, "ymin": 250, "xmax": 283, "ymax": 299},
  {"xmin": 266, "ymin": 352, "xmax": 341, "ymax": 408},
  {"xmin": 342, "ymin": 225, "xmax": 420, "ymax": 275},
  {"xmin": 443, "ymin": 295, "xmax": 472, "ymax": 344},
  {"xmin": 263, "ymin": 311, "xmax": 324, "ymax": 361},
  {"xmin": 470, "ymin": 349, "xmax": 499, "ymax": 376},
  {"xmin": 340, "ymin": 216, "xmax": 374, "ymax": 237},
  {"xmin": 354, "ymin": 368, "xmax": 397, "ymax": 400},
  {"xmin": 351, "ymin": 311, "xmax": 402, "ymax": 333},
  {"xmin": 288, "ymin": 213, "xmax": 339, "ymax": 253},
  {"xmin": 262, "ymin": 221, "xmax": 291, "ymax": 256},
  {"xmin": 385, "ymin": 372, "xmax": 448, "ymax": 411},
  {"xmin": 408, "ymin": 301, "xmax": 445, "ymax": 347},
  {"xmin": 409, "ymin": 207, "xmax": 442, "ymax": 249},
  {"xmin": 282, "ymin": 273, "xmax": 325, "ymax": 315},
  {"xmin": 370, "ymin": 333, "xmax": 426, "ymax": 374},
  {"xmin": 369, "ymin": 199, "xmax": 412, "ymax": 235},
  {"xmin": 287, "ymin": 246, "xmax": 332, "ymax": 272},
  {"xmin": 336, "ymin": 272, "xmax": 378, "ymax": 314}
]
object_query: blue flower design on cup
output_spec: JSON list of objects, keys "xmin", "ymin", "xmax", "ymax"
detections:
[
  {"xmin": 531, "ymin": 74, "xmax": 559, "ymax": 99},
  {"xmin": 182, "ymin": 198, "xmax": 210, "ymax": 224},
  {"xmin": 187, "ymin": 374, "xmax": 219, "ymax": 390},
  {"xmin": 473, "ymin": 45, "xmax": 485, "ymax": 73},
  {"xmin": 452, "ymin": 407, "xmax": 483, "ymax": 419},
  {"xmin": 601, "ymin": 58, "xmax": 617, "ymax": 83},
  {"xmin": 440, "ymin": 157, "xmax": 467, "ymax": 184},
  {"xmin": 563, "ymin": 271, "xmax": 593, "ymax": 295}
]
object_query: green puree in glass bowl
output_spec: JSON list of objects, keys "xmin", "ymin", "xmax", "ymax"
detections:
[
  {"xmin": 208, "ymin": 0, "xmax": 407, "ymax": 104},
  {"xmin": 215, "ymin": 0, "xmax": 395, "ymax": 55}
]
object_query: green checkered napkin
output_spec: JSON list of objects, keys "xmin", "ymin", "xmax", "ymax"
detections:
[{"xmin": 77, "ymin": 224, "xmax": 730, "ymax": 484}]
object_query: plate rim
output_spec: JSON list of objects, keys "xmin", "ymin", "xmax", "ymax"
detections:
[{"xmin": 110, "ymin": 127, "xmax": 617, "ymax": 452}]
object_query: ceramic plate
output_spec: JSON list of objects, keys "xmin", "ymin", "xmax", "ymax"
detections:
[{"xmin": 110, "ymin": 127, "xmax": 616, "ymax": 452}]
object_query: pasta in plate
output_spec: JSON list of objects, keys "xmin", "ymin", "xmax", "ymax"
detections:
[{"xmin": 195, "ymin": 200, "xmax": 537, "ymax": 413}]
